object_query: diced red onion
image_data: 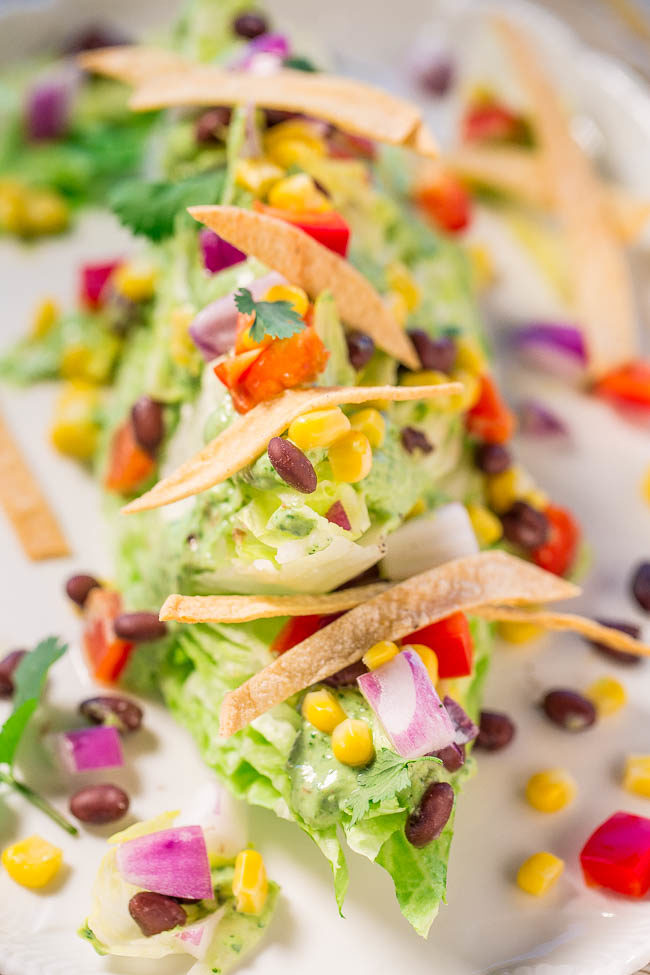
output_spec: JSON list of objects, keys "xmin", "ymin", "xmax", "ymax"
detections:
[
  {"xmin": 518, "ymin": 399, "xmax": 569, "ymax": 437},
  {"xmin": 380, "ymin": 502, "xmax": 479, "ymax": 581},
  {"xmin": 116, "ymin": 826, "xmax": 213, "ymax": 900},
  {"xmin": 176, "ymin": 781, "xmax": 247, "ymax": 862},
  {"xmin": 236, "ymin": 33, "xmax": 290, "ymax": 70},
  {"xmin": 511, "ymin": 323, "xmax": 587, "ymax": 381},
  {"xmin": 199, "ymin": 228, "xmax": 246, "ymax": 274},
  {"xmin": 442, "ymin": 695, "xmax": 479, "ymax": 745},
  {"xmin": 189, "ymin": 271, "xmax": 286, "ymax": 360},
  {"xmin": 80, "ymin": 260, "xmax": 122, "ymax": 309},
  {"xmin": 56, "ymin": 725, "xmax": 123, "ymax": 774},
  {"xmin": 325, "ymin": 500, "xmax": 352, "ymax": 531},
  {"xmin": 25, "ymin": 71, "xmax": 76, "ymax": 141},
  {"xmin": 357, "ymin": 648, "xmax": 455, "ymax": 758},
  {"xmin": 172, "ymin": 907, "xmax": 225, "ymax": 960}
]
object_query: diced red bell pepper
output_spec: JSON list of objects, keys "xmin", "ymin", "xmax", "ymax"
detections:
[
  {"xmin": 80, "ymin": 260, "xmax": 121, "ymax": 309},
  {"xmin": 253, "ymin": 201, "xmax": 350, "ymax": 257},
  {"xmin": 462, "ymin": 102, "xmax": 524, "ymax": 145},
  {"xmin": 414, "ymin": 169, "xmax": 472, "ymax": 234},
  {"xmin": 532, "ymin": 504, "xmax": 580, "ymax": 577},
  {"xmin": 403, "ymin": 611, "xmax": 474, "ymax": 679},
  {"xmin": 271, "ymin": 613, "xmax": 341, "ymax": 654},
  {"xmin": 580, "ymin": 811, "xmax": 650, "ymax": 898},
  {"xmin": 466, "ymin": 374, "xmax": 516, "ymax": 444},
  {"xmin": 105, "ymin": 419, "xmax": 156, "ymax": 494},
  {"xmin": 83, "ymin": 588, "xmax": 134, "ymax": 683},
  {"xmin": 214, "ymin": 347, "xmax": 264, "ymax": 390},
  {"xmin": 594, "ymin": 360, "xmax": 650, "ymax": 410}
]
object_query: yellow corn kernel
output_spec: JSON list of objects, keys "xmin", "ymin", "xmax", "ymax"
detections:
[
  {"xmin": 264, "ymin": 283, "xmax": 309, "ymax": 318},
  {"xmin": 406, "ymin": 497, "xmax": 426, "ymax": 520},
  {"xmin": 289, "ymin": 407, "xmax": 350, "ymax": 450},
  {"xmin": 623, "ymin": 755, "xmax": 650, "ymax": 797},
  {"xmin": 467, "ymin": 243, "xmax": 495, "ymax": 292},
  {"xmin": 30, "ymin": 297, "xmax": 60, "ymax": 340},
  {"xmin": 384, "ymin": 290, "xmax": 409, "ymax": 328},
  {"xmin": 401, "ymin": 369, "xmax": 450, "ymax": 387},
  {"xmin": 363, "ymin": 640, "xmax": 400, "ymax": 670},
  {"xmin": 525, "ymin": 769, "xmax": 577, "ymax": 813},
  {"xmin": 112, "ymin": 260, "xmax": 158, "ymax": 303},
  {"xmin": 586, "ymin": 676, "xmax": 627, "ymax": 717},
  {"xmin": 268, "ymin": 172, "xmax": 331, "ymax": 213},
  {"xmin": 232, "ymin": 849, "xmax": 268, "ymax": 915},
  {"xmin": 450, "ymin": 368, "xmax": 481, "ymax": 410},
  {"xmin": 436, "ymin": 678, "xmax": 463, "ymax": 702},
  {"xmin": 466, "ymin": 503, "xmax": 502, "ymax": 546},
  {"xmin": 332, "ymin": 718, "xmax": 374, "ymax": 767},
  {"xmin": 485, "ymin": 467, "xmax": 519, "ymax": 514},
  {"xmin": 2, "ymin": 835, "xmax": 62, "ymax": 889},
  {"xmin": 386, "ymin": 262, "xmax": 421, "ymax": 312},
  {"xmin": 170, "ymin": 304, "xmax": 198, "ymax": 370},
  {"xmin": 516, "ymin": 852, "xmax": 564, "ymax": 896},
  {"xmin": 406, "ymin": 644, "xmax": 439, "ymax": 684},
  {"xmin": 455, "ymin": 336, "xmax": 487, "ymax": 375},
  {"xmin": 328, "ymin": 430, "xmax": 372, "ymax": 483},
  {"xmin": 23, "ymin": 189, "xmax": 69, "ymax": 236},
  {"xmin": 60, "ymin": 344, "xmax": 93, "ymax": 382},
  {"xmin": 302, "ymin": 689, "xmax": 347, "ymax": 733},
  {"xmin": 234, "ymin": 158, "xmax": 285, "ymax": 196},
  {"xmin": 50, "ymin": 381, "xmax": 99, "ymax": 460},
  {"xmin": 0, "ymin": 179, "xmax": 27, "ymax": 234},
  {"xmin": 264, "ymin": 121, "xmax": 326, "ymax": 167},
  {"xmin": 349, "ymin": 408, "xmax": 385, "ymax": 448},
  {"xmin": 497, "ymin": 619, "xmax": 544, "ymax": 644},
  {"xmin": 642, "ymin": 467, "xmax": 650, "ymax": 506}
]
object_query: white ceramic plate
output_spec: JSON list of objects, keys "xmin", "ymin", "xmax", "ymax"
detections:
[{"xmin": 1, "ymin": 2, "xmax": 650, "ymax": 973}]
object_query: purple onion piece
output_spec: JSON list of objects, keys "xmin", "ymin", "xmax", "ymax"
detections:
[
  {"xmin": 411, "ymin": 49, "xmax": 456, "ymax": 97},
  {"xmin": 518, "ymin": 399, "xmax": 569, "ymax": 438},
  {"xmin": 442, "ymin": 695, "xmax": 479, "ymax": 745},
  {"xmin": 199, "ymin": 228, "xmax": 246, "ymax": 274},
  {"xmin": 511, "ymin": 322, "xmax": 587, "ymax": 382},
  {"xmin": 189, "ymin": 271, "xmax": 285, "ymax": 360},
  {"xmin": 234, "ymin": 33, "xmax": 290, "ymax": 72},
  {"xmin": 25, "ymin": 74, "xmax": 74, "ymax": 141}
]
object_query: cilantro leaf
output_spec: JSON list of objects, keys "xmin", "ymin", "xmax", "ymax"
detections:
[
  {"xmin": 0, "ymin": 701, "xmax": 38, "ymax": 769},
  {"xmin": 109, "ymin": 170, "xmax": 226, "ymax": 241},
  {"xmin": 0, "ymin": 636, "xmax": 67, "ymax": 766},
  {"xmin": 343, "ymin": 749, "xmax": 441, "ymax": 825},
  {"xmin": 234, "ymin": 288, "xmax": 305, "ymax": 342}
]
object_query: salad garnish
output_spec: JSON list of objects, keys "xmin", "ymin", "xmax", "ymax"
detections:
[{"xmin": 234, "ymin": 286, "xmax": 305, "ymax": 342}]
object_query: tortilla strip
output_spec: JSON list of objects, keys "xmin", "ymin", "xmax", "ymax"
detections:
[
  {"xmin": 446, "ymin": 144, "xmax": 650, "ymax": 243},
  {"xmin": 189, "ymin": 206, "xmax": 418, "ymax": 368},
  {"xmin": 494, "ymin": 18, "xmax": 638, "ymax": 377},
  {"xmin": 79, "ymin": 46, "xmax": 189, "ymax": 85},
  {"xmin": 123, "ymin": 381, "xmax": 461, "ymax": 515},
  {"xmin": 219, "ymin": 550, "xmax": 579, "ymax": 736},
  {"xmin": 160, "ymin": 583, "xmax": 390, "ymax": 624},
  {"xmin": 476, "ymin": 605, "xmax": 650, "ymax": 657},
  {"xmin": 0, "ymin": 412, "xmax": 70, "ymax": 560}
]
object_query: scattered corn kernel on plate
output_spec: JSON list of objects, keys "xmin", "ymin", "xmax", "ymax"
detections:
[{"xmin": 1, "ymin": 0, "xmax": 650, "ymax": 973}]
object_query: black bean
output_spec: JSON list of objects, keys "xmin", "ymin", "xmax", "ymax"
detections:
[
  {"xmin": 323, "ymin": 660, "xmax": 368, "ymax": 688},
  {"xmin": 128, "ymin": 892, "xmax": 187, "ymax": 937},
  {"xmin": 69, "ymin": 783, "xmax": 129, "ymax": 824},
  {"xmin": 267, "ymin": 437, "xmax": 317, "ymax": 493},
  {"xmin": 405, "ymin": 781, "xmax": 454, "ymax": 847},
  {"xmin": 345, "ymin": 330, "xmax": 375, "ymax": 370},
  {"xmin": 431, "ymin": 743, "xmax": 465, "ymax": 772},
  {"xmin": 65, "ymin": 573, "xmax": 101, "ymax": 608},
  {"xmin": 0, "ymin": 649, "xmax": 27, "ymax": 699},
  {"xmin": 542, "ymin": 689, "xmax": 596, "ymax": 732},
  {"xmin": 400, "ymin": 426, "xmax": 433, "ymax": 455},
  {"xmin": 416, "ymin": 55, "xmax": 455, "ymax": 97},
  {"xmin": 631, "ymin": 562, "xmax": 650, "ymax": 612},
  {"xmin": 475, "ymin": 442, "xmax": 512, "ymax": 475},
  {"xmin": 407, "ymin": 330, "xmax": 456, "ymax": 373},
  {"xmin": 79, "ymin": 695, "xmax": 143, "ymax": 733},
  {"xmin": 113, "ymin": 612, "xmax": 167, "ymax": 643},
  {"xmin": 475, "ymin": 710, "xmax": 515, "ymax": 751},
  {"xmin": 589, "ymin": 619, "xmax": 643, "ymax": 666},
  {"xmin": 501, "ymin": 501, "xmax": 549, "ymax": 550},
  {"xmin": 195, "ymin": 107, "xmax": 232, "ymax": 144},
  {"xmin": 131, "ymin": 397, "xmax": 164, "ymax": 453},
  {"xmin": 232, "ymin": 11, "xmax": 268, "ymax": 39}
]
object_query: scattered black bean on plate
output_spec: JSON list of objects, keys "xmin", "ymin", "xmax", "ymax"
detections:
[
  {"xmin": 0, "ymin": 649, "xmax": 27, "ymax": 698},
  {"xmin": 475, "ymin": 442, "xmax": 512, "ymax": 475},
  {"xmin": 129, "ymin": 891, "xmax": 187, "ymax": 937},
  {"xmin": 114, "ymin": 612, "xmax": 167, "ymax": 643},
  {"xmin": 400, "ymin": 426, "xmax": 433, "ymax": 455},
  {"xmin": 65, "ymin": 573, "xmax": 101, "ymax": 608},
  {"xmin": 631, "ymin": 561, "xmax": 650, "ymax": 612},
  {"xmin": 232, "ymin": 10, "xmax": 268, "ymax": 39},
  {"xmin": 407, "ymin": 330, "xmax": 456, "ymax": 373},
  {"xmin": 131, "ymin": 396, "xmax": 165, "ymax": 454},
  {"xmin": 69, "ymin": 783, "xmax": 130, "ymax": 825},
  {"xmin": 79, "ymin": 695, "xmax": 143, "ymax": 733},
  {"xmin": 541, "ymin": 689, "xmax": 596, "ymax": 732},
  {"xmin": 345, "ymin": 330, "xmax": 375, "ymax": 371},
  {"xmin": 475, "ymin": 710, "xmax": 516, "ymax": 751},
  {"xmin": 405, "ymin": 781, "xmax": 454, "ymax": 847},
  {"xmin": 267, "ymin": 437, "xmax": 317, "ymax": 493},
  {"xmin": 500, "ymin": 501, "xmax": 549, "ymax": 551}
]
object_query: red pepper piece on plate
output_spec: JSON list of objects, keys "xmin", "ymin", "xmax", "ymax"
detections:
[
  {"xmin": 253, "ymin": 201, "xmax": 351, "ymax": 257},
  {"xmin": 83, "ymin": 588, "xmax": 134, "ymax": 683},
  {"xmin": 403, "ymin": 611, "xmax": 474, "ymax": 679},
  {"xmin": 594, "ymin": 360, "xmax": 650, "ymax": 410},
  {"xmin": 462, "ymin": 102, "xmax": 526, "ymax": 145},
  {"xmin": 580, "ymin": 811, "xmax": 650, "ymax": 897},
  {"xmin": 466, "ymin": 374, "xmax": 516, "ymax": 444},
  {"xmin": 532, "ymin": 504, "xmax": 580, "ymax": 577},
  {"xmin": 271, "ymin": 613, "xmax": 340, "ymax": 654}
]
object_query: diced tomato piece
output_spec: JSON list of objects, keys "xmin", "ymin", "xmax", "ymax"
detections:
[
  {"xmin": 230, "ymin": 326, "xmax": 329, "ymax": 413},
  {"xmin": 403, "ymin": 612, "xmax": 474, "ymax": 679},
  {"xmin": 80, "ymin": 260, "xmax": 121, "ymax": 309},
  {"xmin": 580, "ymin": 811, "xmax": 650, "ymax": 898},
  {"xmin": 595, "ymin": 360, "xmax": 650, "ymax": 409},
  {"xmin": 466, "ymin": 374, "xmax": 516, "ymax": 444},
  {"xmin": 83, "ymin": 588, "xmax": 134, "ymax": 683},
  {"xmin": 532, "ymin": 505, "xmax": 580, "ymax": 577},
  {"xmin": 105, "ymin": 420, "xmax": 156, "ymax": 494},
  {"xmin": 271, "ymin": 613, "xmax": 340, "ymax": 654},
  {"xmin": 462, "ymin": 102, "xmax": 523, "ymax": 145},
  {"xmin": 414, "ymin": 170, "xmax": 472, "ymax": 233},
  {"xmin": 214, "ymin": 347, "xmax": 264, "ymax": 390},
  {"xmin": 253, "ymin": 201, "xmax": 350, "ymax": 257}
]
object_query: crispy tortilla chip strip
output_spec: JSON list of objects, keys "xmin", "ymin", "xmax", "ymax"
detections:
[
  {"xmin": 123, "ymin": 382, "xmax": 460, "ymax": 514},
  {"xmin": 189, "ymin": 205, "xmax": 418, "ymax": 368},
  {"xmin": 0, "ymin": 412, "xmax": 69, "ymax": 560},
  {"xmin": 128, "ymin": 63, "xmax": 436, "ymax": 157},
  {"xmin": 494, "ymin": 18, "xmax": 638, "ymax": 377},
  {"xmin": 79, "ymin": 45, "xmax": 189, "ymax": 85},
  {"xmin": 160, "ymin": 583, "xmax": 389, "ymax": 624},
  {"xmin": 475, "ymin": 605, "xmax": 650, "ymax": 656},
  {"xmin": 219, "ymin": 551, "xmax": 579, "ymax": 735}
]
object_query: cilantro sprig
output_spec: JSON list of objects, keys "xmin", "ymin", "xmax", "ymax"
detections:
[
  {"xmin": 0, "ymin": 637, "xmax": 77, "ymax": 835},
  {"xmin": 343, "ymin": 749, "xmax": 441, "ymax": 826},
  {"xmin": 234, "ymin": 287, "xmax": 306, "ymax": 343},
  {"xmin": 109, "ymin": 170, "xmax": 226, "ymax": 241}
]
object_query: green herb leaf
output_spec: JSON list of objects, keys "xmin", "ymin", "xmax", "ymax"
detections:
[
  {"xmin": 0, "ymin": 701, "xmax": 38, "ymax": 768},
  {"xmin": 234, "ymin": 288, "xmax": 305, "ymax": 343},
  {"xmin": 343, "ymin": 749, "xmax": 441, "ymax": 825},
  {"xmin": 109, "ymin": 170, "xmax": 226, "ymax": 241}
]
